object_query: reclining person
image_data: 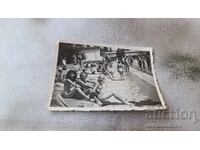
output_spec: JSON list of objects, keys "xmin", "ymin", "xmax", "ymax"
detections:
[{"xmin": 90, "ymin": 75, "xmax": 130, "ymax": 106}]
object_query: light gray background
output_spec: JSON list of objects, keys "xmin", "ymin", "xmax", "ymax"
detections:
[{"xmin": 0, "ymin": 19, "xmax": 200, "ymax": 130}]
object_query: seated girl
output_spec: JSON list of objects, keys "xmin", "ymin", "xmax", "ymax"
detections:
[
  {"xmin": 61, "ymin": 70, "xmax": 90, "ymax": 101},
  {"xmin": 76, "ymin": 72, "xmax": 97, "ymax": 97}
]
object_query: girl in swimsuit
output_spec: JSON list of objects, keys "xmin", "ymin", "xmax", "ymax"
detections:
[
  {"xmin": 61, "ymin": 70, "xmax": 90, "ymax": 101},
  {"xmin": 76, "ymin": 72, "xmax": 96, "ymax": 97}
]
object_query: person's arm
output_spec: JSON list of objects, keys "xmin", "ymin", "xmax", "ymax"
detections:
[
  {"xmin": 77, "ymin": 80, "xmax": 93, "ymax": 89},
  {"xmin": 86, "ymin": 79, "xmax": 97, "ymax": 85},
  {"xmin": 66, "ymin": 79, "xmax": 80, "ymax": 88}
]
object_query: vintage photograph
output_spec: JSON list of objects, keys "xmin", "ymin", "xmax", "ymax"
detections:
[{"xmin": 49, "ymin": 42, "xmax": 166, "ymax": 111}]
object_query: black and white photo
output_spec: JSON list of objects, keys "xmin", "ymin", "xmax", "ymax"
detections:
[{"xmin": 49, "ymin": 42, "xmax": 166, "ymax": 111}]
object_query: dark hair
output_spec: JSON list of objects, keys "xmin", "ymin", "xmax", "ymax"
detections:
[
  {"xmin": 82, "ymin": 68, "xmax": 86, "ymax": 72},
  {"xmin": 98, "ymin": 75, "xmax": 105, "ymax": 82},
  {"xmin": 66, "ymin": 70, "xmax": 77, "ymax": 82},
  {"xmin": 63, "ymin": 66, "xmax": 67, "ymax": 70},
  {"xmin": 80, "ymin": 72, "xmax": 87, "ymax": 79},
  {"xmin": 118, "ymin": 60, "xmax": 122, "ymax": 63}
]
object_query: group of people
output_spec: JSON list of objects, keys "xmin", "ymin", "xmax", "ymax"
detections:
[
  {"xmin": 57, "ymin": 69, "xmax": 129, "ymax": 106},
  {"xmin": 54, "ymin": 54, "xmax": 132, "ymax": 106},
  {"xmin": 103, "ymin": 54, "xmax": 130, "ymax": 80},
  {"xmin": 55, "ymin": 52, "xmax": 154, "ymax": 107},
  {"xmin": 54, "ymin": 49, "xmax": 154, "ymax": 107},
  {"xmin": 128, "ymin": 55, "xmax": 152, "ymax": 73}
]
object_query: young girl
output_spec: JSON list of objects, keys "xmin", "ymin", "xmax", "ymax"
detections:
[
  {"xmin": 61, "ymin": 70, "xmax": 90, "ymax": 101},
  {"xmin": 90, "ymin": 75, "xmax": 130, "ymax": 106},
  {"xmin": 76, "ymin": 72, "xmax": 96, "ymax": 96},
  {"xmin": 117, "ymin": 60, "xmax": 125, "ymax": 80}
]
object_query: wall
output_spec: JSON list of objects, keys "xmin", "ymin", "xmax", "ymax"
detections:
[
  {"xmin": 81, "ymin": 49, "xmax": 101, "ymax": 61},
  {"xmin": 0, "ymin": 19, "xmax": 200, "ymax": 130}
]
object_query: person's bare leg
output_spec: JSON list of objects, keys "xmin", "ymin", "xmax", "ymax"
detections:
[
  {"xmin": 113, "ymin": 93, "xmax": 129, "ymax": 104},
  {"xmin": 62, "ymin": 89, "xmax": 77, "ymax": 98},
  {"xmin": 56, "ymin": 94, "xmax": 68, "ymax": 107},
  {"xmin": 106, "ymin": 72, "xmax": 113, "ymax": 79},
  {"xmin": 75, "ymin": 88, "xmax": 90, "ymax": 100},
  {"xmin": 107, "ymin": 72, "xmax": 121, "ymax": 81},
  {"xmin": 98, "ymin": 93, "xmax": 113, "ymax": 101},
  {"xmin": 98, "ymin": 93, "xmax": 130, "ymax": 105},
  {"xmin": 84, "ymin": 89, "xmax": 95, "ymax": 102},
  {"xmin": 118, "ymin": 72, "xmax": 122, "ymax": 80},
  {"xmin": 83, "ymin": 89, "xmax": 91, "ymax": 95},
  {"xmin": 120, "ymin": 72, "xmax": 124, "ymax": 80},
  {"xmin": 94, "ymin": 97, "xmax": 103, "ymax": 106},
  {"xmin": 121, "ymin": 72, "xmax": 125, "ymax": 80},
  {"xmin": 62, "ymin": 88, "xmax": 90, "ymax": 100}
]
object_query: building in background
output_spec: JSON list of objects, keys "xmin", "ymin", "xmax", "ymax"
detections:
[{"xmin": 80, "ymin": 49, "xmax": 101, "ymax": 61}]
